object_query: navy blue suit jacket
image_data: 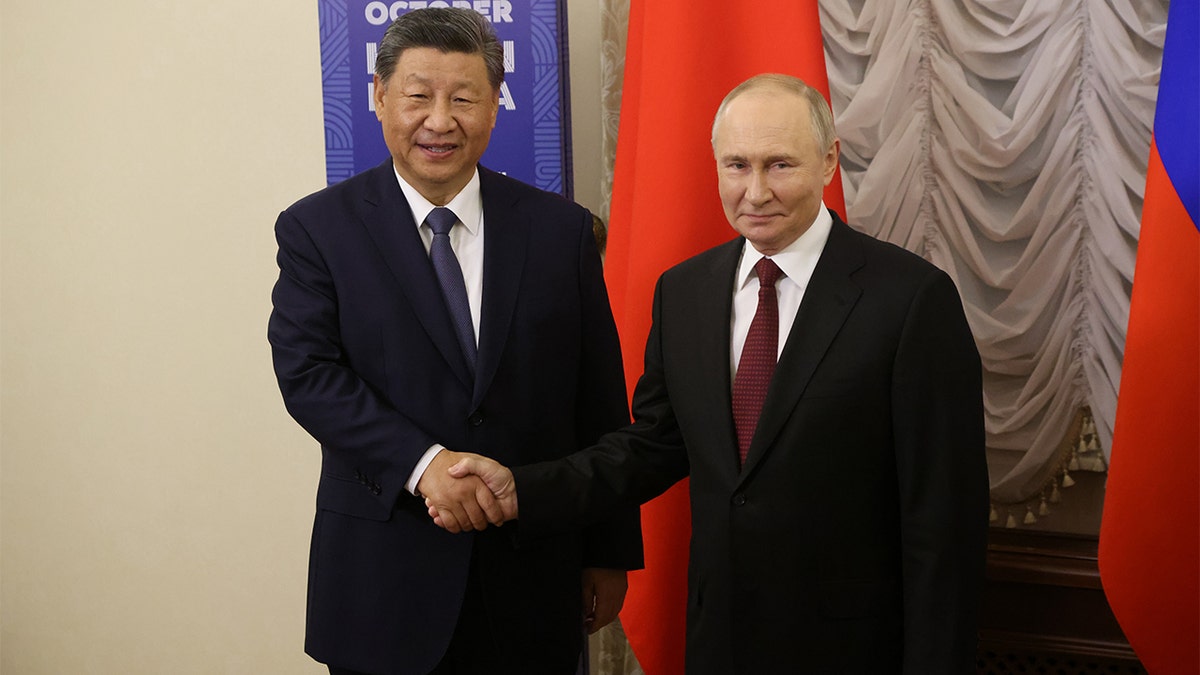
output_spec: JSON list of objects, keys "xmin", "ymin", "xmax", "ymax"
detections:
[{"xmin": 269, "ymin": 161, "xmax": 641, "ymax": 675}]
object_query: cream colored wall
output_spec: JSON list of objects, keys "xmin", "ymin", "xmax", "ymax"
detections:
[
  {"xmin": 567, "ymin": 0, "xmax": 605, "ymax": 215},
  {"xmin": 0, "ymin": 1, "xmax": 606, "ymax": 672}
]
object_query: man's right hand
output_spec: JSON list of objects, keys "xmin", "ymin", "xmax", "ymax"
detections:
[
  {"xmin": 424, "ymin": 453, "xmax": 518, "ymax": 531},
  {"xmin": 416, "ymin": 449, "xmax": 507, "ymax": 533}
]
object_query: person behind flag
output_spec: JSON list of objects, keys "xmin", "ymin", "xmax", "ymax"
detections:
[
  {"xmin": 268, "ymin": 7, "xmax": 642, "ymax": 674},
  {"xmin": 430, "ymin": 73, "xmax": 990, "ymax": 674}
]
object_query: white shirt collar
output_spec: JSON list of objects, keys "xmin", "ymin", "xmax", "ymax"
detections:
[
  {"xmin": 392, "ymin": 166, "xmax": 483, "ymax": 235},
  {"xmin": 735, "ymin": 204, "xmax": 833, "ymax": 291}
]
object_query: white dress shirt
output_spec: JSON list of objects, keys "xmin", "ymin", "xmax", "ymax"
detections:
[
  {"xmin": 393, "ymin": 168, "xmax": 485, "ymax": 494},
  {"xmin": 730, "ymin": 205, "xmax": 833, "ymax": 384}
]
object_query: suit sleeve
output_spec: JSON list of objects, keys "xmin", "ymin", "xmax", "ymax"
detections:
[
  {"xmin": 268, "ymin": 208, "xmax": 433, "ymax": 515},
  {"xmin": 572, "ymin": 214, "xmax": 645, "ymax": 570},
  {"xmin": 891, "ymin": 268, "xmax": 989, "ymax": 674},
  {"xmin": 514, "ymin": 274, "xmax": 691, "ymax": 537}
]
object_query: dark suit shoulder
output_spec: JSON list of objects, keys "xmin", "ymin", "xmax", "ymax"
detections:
[
  {"xmin": 478, "ymin": 166, "xmax": 590, "ymax": 221},
  {"xmin": 837, "ymin": 220, "xmax": 941, "ymax": 276},
  {"xmin": 801, "ymin": 216, "xmax": 955, "ymax": 308},
  {"xmin": 659, "ymin": 237, "xmax": 743, "ymax": 285},
  {"xmin": 279, "ymin": 160, "xmax": 394, "ymax": 227}
]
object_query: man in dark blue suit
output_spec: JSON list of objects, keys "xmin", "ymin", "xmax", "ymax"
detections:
[
  {"xmin": 268, "ymin": 8, "xmax": 641, "ymax": 674},
  {"xmin": 436, "ymin": 74, "xmax": 989, "ymax": 674}
]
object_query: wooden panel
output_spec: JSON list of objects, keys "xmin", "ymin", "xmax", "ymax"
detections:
[{"xmin": 977, "ymin": 529, "xmax": 1144, "ymax": 673}]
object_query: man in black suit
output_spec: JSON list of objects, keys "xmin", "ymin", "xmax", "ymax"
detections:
[
  {"xmin": 268, "ymin": 8, "xmax": 641, "ymax": 674},
  {"xmin": 435, "ymin": 74, "xmax": 989, "ymax": 674}
]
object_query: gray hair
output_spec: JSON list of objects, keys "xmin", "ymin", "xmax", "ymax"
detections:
[
  {"xmin": 374, "ymin": 8, "xmax": 504, "ymax": 90},
  {"xmin": 711, "ymin": 74, "xmax": 837, "ymax": 152}
]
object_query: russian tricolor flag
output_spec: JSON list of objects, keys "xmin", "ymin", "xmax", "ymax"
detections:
[{"xmin": 1099, "ymin": 1, "xmax": 1199, "ymax": 672}]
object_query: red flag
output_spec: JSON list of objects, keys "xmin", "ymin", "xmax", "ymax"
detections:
[
  {"xmin": 606, "ymin": 2, "xmax": 844, "ymax": 672},
  {"xmin": 1098, "ymin": 2, "xmax": 1200, "ymax": 672}
]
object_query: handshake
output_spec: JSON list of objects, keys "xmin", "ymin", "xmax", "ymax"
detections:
[{"xmin": 417, "ymin": 450, "xmax": 518, "ymax": 534}]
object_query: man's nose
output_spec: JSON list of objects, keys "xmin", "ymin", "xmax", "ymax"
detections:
[
  {"xmin": 745, "ymin": 170, "xmax": 772, "ymax": 203},
  {"xmin": 423, "ymin": 99, "xmax": 456, "ymax": 133}
]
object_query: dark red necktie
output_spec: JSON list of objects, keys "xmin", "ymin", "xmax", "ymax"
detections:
[{"xmin": 732, "ymin": 257, "xmax": 785, "ymax": 467}]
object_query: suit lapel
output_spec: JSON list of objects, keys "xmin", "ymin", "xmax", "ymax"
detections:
[
  {"xmin": 693, "ymin": 241, "xmax": 744, "ymax": 481},
  {"xmin": 358, "ymin": 160, "xmax": 474, "ymax": 389},
  {"xmin": 473, "ymin": 168, "xmax": 528, "ymax": 406},
  {"xmin": 739, "ymin": 216, "xmax": 864, "ymax": 481}
]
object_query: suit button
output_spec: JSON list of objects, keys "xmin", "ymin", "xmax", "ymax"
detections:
[
  {"xmin": 732, "ymin": 493, "xmax": 746, "ymax": 507},
  {"xmin": 467, "ymin": 412, "xmax": 484, "ymax": 427}
]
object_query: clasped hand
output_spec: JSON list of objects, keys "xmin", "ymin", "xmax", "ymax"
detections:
[
  {"xmin": 422, "ymin": 452, "xmax": 628, "ymax": 634},
  {"xmin": 419, "ymin": 450, "xmax": 517, "ymax": 533}
]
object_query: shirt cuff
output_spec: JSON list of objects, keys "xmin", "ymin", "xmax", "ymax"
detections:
[{"xmin": 406, "ymin": 444, "xmax": 445, "ymax": 496}]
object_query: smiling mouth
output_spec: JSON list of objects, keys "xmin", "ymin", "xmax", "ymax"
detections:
[{"xmin": 419, "ymin": 143, "xmax": 458, "ymax": 155}]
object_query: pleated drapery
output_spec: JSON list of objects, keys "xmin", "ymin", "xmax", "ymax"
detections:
[{"xmin": 821, "ymin": 0, "xmax": 1166, "ymax": 508}]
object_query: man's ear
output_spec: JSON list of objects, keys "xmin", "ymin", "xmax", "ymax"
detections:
[
  {"xmin": 823, "ymin": 138, "xmax": 840, "ymax": 186},
  {"xmin": 373, "ymin": 74, "xmax": 386, "ymax": 121}
]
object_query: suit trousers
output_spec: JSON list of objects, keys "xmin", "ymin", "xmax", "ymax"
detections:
[{"xmin": 327, "ymin": 547, "xmax": 576, "ymax": 675}]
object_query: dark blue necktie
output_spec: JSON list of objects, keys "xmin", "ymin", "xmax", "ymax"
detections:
[{"xmin": 426, "ymin": 207, "xmax": 477, "ymax": 376}]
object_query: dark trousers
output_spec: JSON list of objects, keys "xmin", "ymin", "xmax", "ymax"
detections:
[{"xmin": 328, "ymin": 552, "xmax": 564, "ymax": 675}]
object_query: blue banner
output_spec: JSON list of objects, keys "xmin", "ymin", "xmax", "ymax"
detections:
[{"xmin": 317, "ymin": 1, "xmax": 573, "ymax": 196}]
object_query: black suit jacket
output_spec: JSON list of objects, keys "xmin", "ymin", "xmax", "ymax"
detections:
[
  {"xmin": 515, "ymin": 213, "xmax": 988, "ymax": 674},
  {"xmin": 268, "ymin": 161, "xmax": 642, "ymax": 675}
]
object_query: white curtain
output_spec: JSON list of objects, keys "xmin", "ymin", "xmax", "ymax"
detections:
[{"xmin": 821, "ymin": 0, "xmax": 1166, "ymax": 506}]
